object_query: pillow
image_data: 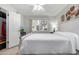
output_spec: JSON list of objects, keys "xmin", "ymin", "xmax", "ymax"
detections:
[{"xmin": 32, "ymin": 31, "xmax": 50, "ymax": 33}]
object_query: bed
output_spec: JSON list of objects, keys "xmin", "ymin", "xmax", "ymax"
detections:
[{"xmin": 20, "ymin": 31, "xmax": 79, "ymax": 54}]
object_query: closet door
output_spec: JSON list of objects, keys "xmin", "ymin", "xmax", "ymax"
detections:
[{"xmin": 8, "ymin": 11, "xmax": 21, "ymax": 48}]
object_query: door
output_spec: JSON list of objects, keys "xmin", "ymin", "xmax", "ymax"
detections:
[{"xmin": 8, "ymin": 11, "xmax": 21, "ymax": 48}]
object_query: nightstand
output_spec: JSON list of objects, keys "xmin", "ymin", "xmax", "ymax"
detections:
[{"xmin": 20, "ymin": 32, "xmax": 26, "ymax": 37}]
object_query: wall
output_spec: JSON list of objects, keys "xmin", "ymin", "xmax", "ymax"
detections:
[
  {"xmin": 54, "ymin": 5, "xmax": 73, "ymax": 27},
  {"xmin": 21, "ymin": 16, "xmax": 59, "ymax": 33},
  {"xmin": 0, "ymin": 4, "xmax": 21, "ymax": 48},
  {"xmin": 21, "ymin": 16, "xmax": 58, "ymax": 33},
  {"xmin": 56, "ymin": 4, "xmax": 79, "ymax": 24},
  {"xmin": 58, "ymin": 18, "xmax": 79, "ymax": 35},
  {"xmin": 21, "ymin": 15, "xmax": 32, "ymax": 34},
  {"xmin": 56, "ymin": 4, "xmax": 79, "ymax": 32}
]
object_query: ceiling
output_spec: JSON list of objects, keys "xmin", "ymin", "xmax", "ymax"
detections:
[{"xmin": 10, "ymin": 4, "xmax": 68, "ymax": 17}]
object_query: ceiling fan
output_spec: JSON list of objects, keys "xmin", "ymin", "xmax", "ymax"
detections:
[{"xmin": 32, "ymin": 4, "xmax": 45, "ymax": 13}]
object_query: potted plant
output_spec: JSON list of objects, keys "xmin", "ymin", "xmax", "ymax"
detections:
[{"xmin": 19, "ymin": 29, "xmax": 26, "ymax": 37}]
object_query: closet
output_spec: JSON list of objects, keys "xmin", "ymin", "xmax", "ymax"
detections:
[
  {"xmin": 0, "ymin": 10, "xmax": 6, "ymax": 50},
  {"xmin": 0, "ymin": 5, "xmax": 21, "ymax": 49}
]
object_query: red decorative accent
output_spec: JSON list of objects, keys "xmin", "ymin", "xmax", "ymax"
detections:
[{"xmin": 1, "ymin": 19, "xmax": 6, "ymax": 36}]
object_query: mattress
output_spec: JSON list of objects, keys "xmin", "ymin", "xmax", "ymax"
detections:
[{"xmin": 20, "ymin": 32, "xmax": 79, "ymax": 54}]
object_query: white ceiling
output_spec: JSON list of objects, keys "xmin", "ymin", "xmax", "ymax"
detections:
[{"xmin": 10, "ymin": 4, "xmax": 68, "ymax": 16}]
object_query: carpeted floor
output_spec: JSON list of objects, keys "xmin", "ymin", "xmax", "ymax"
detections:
[
  {"xmin": 0, "ymin": 47, "xmax": 79, "ymax": 55},
  {"xmin": 0, "ymin": 47, "xmax": 19, "ymax": 55}
]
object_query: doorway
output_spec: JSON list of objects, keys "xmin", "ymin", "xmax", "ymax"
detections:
[{"xmin": 0, "ymin": 8, "xmax": 6, "ymax": 50}]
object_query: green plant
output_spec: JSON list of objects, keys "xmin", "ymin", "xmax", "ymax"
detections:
[{"xmin": 19, "ymin": 29, "xmax": 24, "ymax": 33}]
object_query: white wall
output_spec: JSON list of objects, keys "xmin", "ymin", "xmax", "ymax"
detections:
[
  {"xmin": 56, "ymin": 4, "xmax": 79, "ymax": 34},
  {"xmin": 59, "ymin": 18, "xmax": 79, "ymax": 35},
  {"xmin": 21, "ymin": 16, "xmax": 59, "ymax": 33},
  {"xmin": 0, "ymin": 4, "xmax": 21, "ymax": 48},
  {"xmin": 21, "ymin": 16, "xmax": 32, "ymax": 34}
]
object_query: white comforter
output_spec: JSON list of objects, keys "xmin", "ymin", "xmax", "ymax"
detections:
[{"xmin": 20, "ymin": 32, "xmax": 79, "ymax": 54}]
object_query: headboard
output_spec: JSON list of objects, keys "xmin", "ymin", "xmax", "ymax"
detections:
[{"xmin": 58, "ymin": 18, "xmax": 79, "ymax": 35}]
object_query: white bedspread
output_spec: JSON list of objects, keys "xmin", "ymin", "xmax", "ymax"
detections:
[{"xmin": 20, "ymin": 32, "xmax": 79, "ymax": 54}]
